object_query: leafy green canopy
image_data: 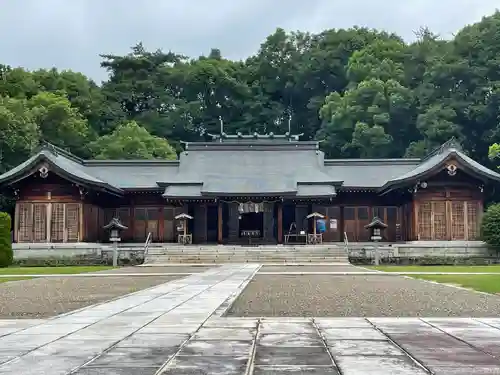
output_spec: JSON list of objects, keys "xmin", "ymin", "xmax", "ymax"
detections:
[
  {"xmin": 0, "ymin": 12, "xmax": 500, "ymax": 170},
  {"xmin": 481, "ymin": 204, "xmax": 500, "ymax": 247},
  {"xmin": 0, "ymin": 212, "xmax": 12, "ymax": 267},
  {"xmin": 89, "ymin": 121, "xmax": 176, "ymax": 160}
]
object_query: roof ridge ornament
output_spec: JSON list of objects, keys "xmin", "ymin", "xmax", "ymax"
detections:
[
  {"xmin": 423, "ymin": 137, "xmax": 463, "ymax": 161},
  {"xmin": 206, "ymin": 132, "xmax": 304, "ymax": 142}
]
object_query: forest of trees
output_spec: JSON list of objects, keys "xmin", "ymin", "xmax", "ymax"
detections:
[{"xmin": 1, "ymin": 12, "xmax": 500, "ymax": 174}]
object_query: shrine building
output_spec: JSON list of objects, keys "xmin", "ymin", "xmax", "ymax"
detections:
[{"xmin": 0, "ymin": 132, "xmax": 498, "ymax": 245}]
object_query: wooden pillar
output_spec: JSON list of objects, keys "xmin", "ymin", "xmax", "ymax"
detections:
[
  {"xmin": 217, "ymin": 201, "xmax": 223, "ymax": 244},
  {"xmin": 277, "ymin": 203, "xmax": 283, "ymax": 244},
  {"xmin": 79, "ymin": 203, "xmax": 84, "ymax": 242},
  {"xmin": 130, "ymin": 201, "xmax": 135, "ymax": 241},
  {"xmin": 412, "ymin": 199, "xmax": 419, "ymax": 241},
  {"xmin": 445, "ymin": 200, "xmax": 456, "ymax": 241},
  {"xmin": 339, "ymin": 206, "xmax": 344, "ymax": 242},
  {"xmin": 462, "ymin": 201, "xmax": 467, "ymax": 241},
  {"xmin": 46, "ymin": 192, "xmax": 52, "ymax": 243},
  {"xmin": 13, "ymin": 202, "xmax": 19, "ymax": 243},
  {"xmin": 159, "ymin": 206, "xmax": 165, "ymax": 241}
]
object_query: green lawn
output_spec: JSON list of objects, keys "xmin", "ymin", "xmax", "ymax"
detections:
[
  {"xmin": 412, "ymin": 274, "xmax": 500, "ymax": 294},
  {"xmin": 370, "ymin": 265, "xmax": 500, "ymax": 273},
  {"xmin": 0, "ymin": 266, "xmax": 115, "ymax": 275},
  {"xmin": 368, "ymin": 265, "xmax": 500, "ymax": 294}
]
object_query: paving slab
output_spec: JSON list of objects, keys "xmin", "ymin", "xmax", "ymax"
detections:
[
  {"xmin": 0, "ymin": 264, "xmax": 259, "ymax": 375},
  {"xmin": 160, "ymin": 355, "xmax": 250, "ymax": 374},
  {"xmin": 254, "ymin": 346, "xmax": 333, "ymax": 366},
  {"xmin": 2, "ymin": 264, "xmax": 500, "ymax": 373},
  {"xmin": 253, "ymin": 366, "xmax": 340, "ymax": 374},
  {"xmin": 335, "ymin": 356, "xmax": 429, "ymax": 375}
]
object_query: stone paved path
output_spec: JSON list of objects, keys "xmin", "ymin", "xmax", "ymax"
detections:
[{"xmin": 1, "ymin": 265, "xmax": 500, "ymax": 374}]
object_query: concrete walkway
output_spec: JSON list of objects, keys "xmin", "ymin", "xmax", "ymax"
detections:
[{"xmin": 0, "ymin": 264, "xmax": 500, "ymax": 374}]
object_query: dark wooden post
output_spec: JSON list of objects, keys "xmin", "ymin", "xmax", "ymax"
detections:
[
  {"xmin": 159, "ymin": 206, "xmax": 164, "ymax": 241},
  {"xmin": 217, "ymin": 201, "xmax": 223, "ymax": 244},
  {"xmin": 277, "ymin": 203, "xmax": 283, "ymax": 244}
]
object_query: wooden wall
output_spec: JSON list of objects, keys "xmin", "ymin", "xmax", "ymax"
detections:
[
  {"xmin": 412, "ymin": 186, "xmax": 483, "ymax": 241},
  {"xmin": 11, "ymin": 171, "xmax": 486, "ymax": 244},
  {"xmin": 14, "ymin": 174, "xmax": 85, "ymax": 243},
  {"xmin": 310, "ymin": 203, "xmax": 402, "ymax": 242}
]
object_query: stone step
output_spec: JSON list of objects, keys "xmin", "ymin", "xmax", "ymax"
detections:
[
  {"xmin": 146, "ymin": 259, "xmax": 349, "ymax": 264},
  {"xmin": 146, "ymin": 251, "xmax": 348, "ymax": 256},
  {"xmin": 145, "ymin": 257, "xmax": 349, "ymax": 264}
]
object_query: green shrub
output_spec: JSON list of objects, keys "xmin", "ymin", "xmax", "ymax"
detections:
[
  {"xmin": 0, "ymin": 212, "xmax": 12, "ymax": 267},
  {"xmin": 481, "ymin": 203, "xmax": 500, "ymax": 248}
]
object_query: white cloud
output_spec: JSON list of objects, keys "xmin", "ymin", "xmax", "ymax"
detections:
[{"xmin": 0, "ymin": 0, "xmax": 498, "ymax": 82}]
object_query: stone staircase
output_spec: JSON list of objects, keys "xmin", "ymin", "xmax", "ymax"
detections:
[{"xmin": 143, "ymin": 244, "xmax": 350, "ymax": 264}]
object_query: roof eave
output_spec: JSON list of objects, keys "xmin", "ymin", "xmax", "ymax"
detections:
[
  {"xmin": 200, "ymin": 191, "xmax": 298, "ymax": 197},
  {"xmin": 377, "ymin": 151, "xmax": 500, "ymax": 195},
  {"xmin": 0, "ymin": 154, "xmax": 123, "ymax": 196}
]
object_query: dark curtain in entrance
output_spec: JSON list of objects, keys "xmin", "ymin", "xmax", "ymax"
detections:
[{"xmin": 206, "ymin": 204, "xmax": 218, "ymax": 243}]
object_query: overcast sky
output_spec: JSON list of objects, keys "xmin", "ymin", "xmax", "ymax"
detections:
[{"xmin": 1, "ymin": 0, "xmax": 498, "ymax": 83}]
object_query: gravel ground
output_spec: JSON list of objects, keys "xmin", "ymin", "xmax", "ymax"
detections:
[
  {"xmin": 226, "ymin": 274, "xmax": 500, "ymax": 317},
  {"xmin": 258, "ymin": 265, "xmax": 372, "ymax": 273},
  {"xmin": 0, "ymin": 275, "xmax": 183, "ymax": 319},
  {"xmin": 94, "ymin": 266, "xmax": 216, "ymax": 274}
]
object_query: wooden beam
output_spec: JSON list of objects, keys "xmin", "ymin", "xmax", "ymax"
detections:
[
  {"xmin": 217, "ymin": 201, "xmax": 223, "ymax": 244},
  {"xmin": 277, "ymin": 203, "xmax": 283, "ymax": 244}
]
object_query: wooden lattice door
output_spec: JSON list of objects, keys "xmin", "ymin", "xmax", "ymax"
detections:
[
  {"xmin": 418, "ymin": 202, "xmax": 432, "ymax": 240},
  {"xmin": 32, "ymin": 203, "xmax": 47, "ymax": 242},
  {"xmin": 51, "ymin": 203, "xmax": 65, "ymax": 242},
  {"xmin": 450, "ymin": 201, "xmax": 466, "ymax": 240},
  {"xmin": 65, "ymin": 204, "xmax": 80, "ymax": 242},
  {"xmin": 432, "ymin": 201, "xmax": 447, "ymax": 240},
  {"xmin": 17, "ymin": 203, "xmax": 33, "ymax": 242},
  {"xmin": 467, "ymin": 202, "xmax": 479, "ymax": 240}
]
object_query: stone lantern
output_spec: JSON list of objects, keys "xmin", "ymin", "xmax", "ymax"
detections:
[
  {"xmin": 365, "ymin": 216, "xmax": 387, "ymax": 266},
  {"xmin": 103, "ymin": 217, "xmax": 128, "ymax": 267}
]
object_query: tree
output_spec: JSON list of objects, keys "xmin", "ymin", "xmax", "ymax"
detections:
[
  {"xmin": 28, "ymin": 92, "xmax": 91, "ymax": 157},
  {"xmin": 481, "ymin": 203, "xmax": 500, "ymax": 251},
  {"xmin": 89, "ymin": 121, "xmax": 177, "ymax": 160},
  {"xmin": 0, "ymin": 96, "xmax": 39, "ymax": 172},
  {"xmin": 0, "ymin": 212, "xmax": 12, "ymax": 267}
]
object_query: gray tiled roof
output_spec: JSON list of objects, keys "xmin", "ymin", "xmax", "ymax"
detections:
[
  {"xmin": 163, "ymin": 184, "xmax": 203, "ymax": 198},
  {"xmin": 379, "ymin": 145, "xmax": 500, "ymax": 191},
  {"xmin": 0, "ymin": 149, "xmax": 122, "ymax": 193},
  {"xmin": 324, "ymin": 159, "xmax": 420, "ymax": 188},
  {"xmin": 1, "ymin": 139, "xmax": 498, "ymax": 197},
  {"xmin": 85, "ymin": 161, "xmax": 179, "ymax": 189},
  {"xmin": 296, "ymin": 184, "xmax": 337, "ymax": 197},
  {"xmin": 162, "ymin": 141, "xmax": 338, "ymax": 197}
]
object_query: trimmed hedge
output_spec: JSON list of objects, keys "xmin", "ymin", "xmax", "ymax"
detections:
[
  {"xmin": 0, "ymin": 212, "xmax": 12, "ymax": 267},
  {"xmin": 349, "ymin": 255, "xmax": 500, "ymax": 266},
  {"xmin": 481, "ymin": 203, "xmax": 500, "ymax": 248}
]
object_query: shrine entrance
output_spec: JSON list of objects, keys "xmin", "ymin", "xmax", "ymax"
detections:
[{"xmin": 238, "ymin": 202, "xmax": 264, "ymax": 241}]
